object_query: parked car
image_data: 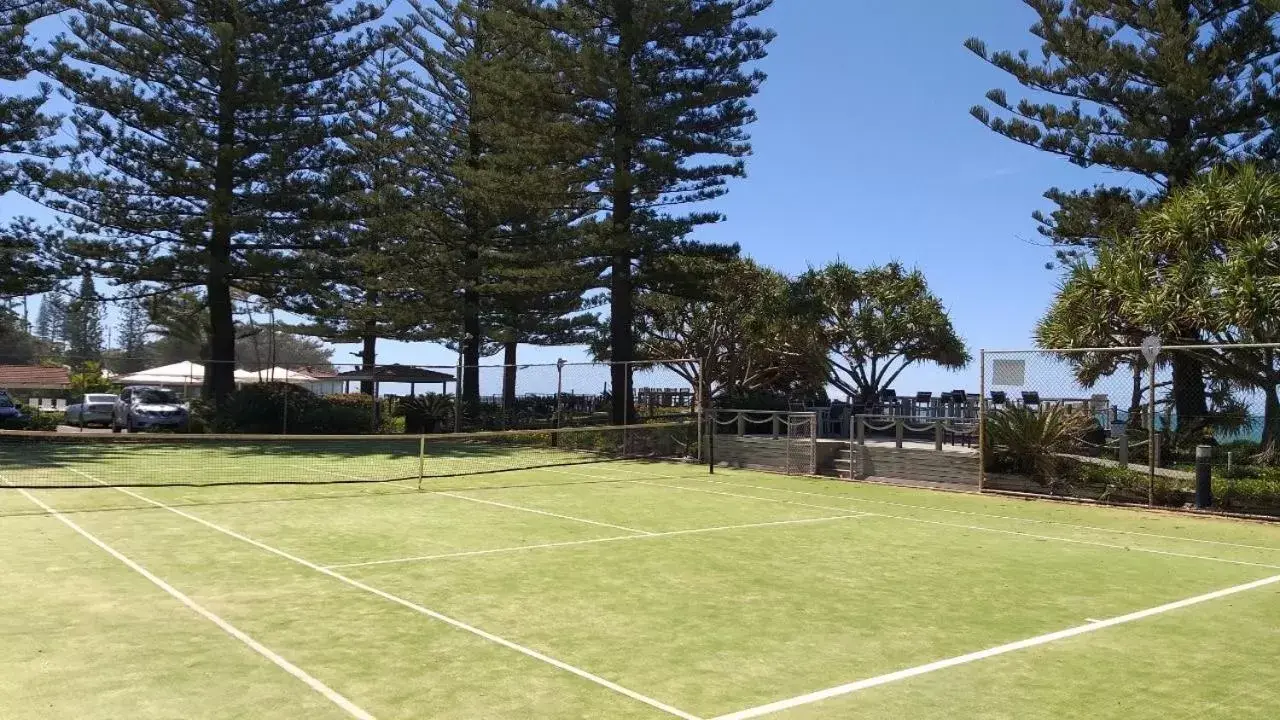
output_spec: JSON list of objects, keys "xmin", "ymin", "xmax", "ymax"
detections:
[
  {"xmin": 66, "ymin": 393, "xmax": 120, "ymax": 428},
  {"xmin": 0, "ymin": 391, "xmax": 24, "ymax": 422},
  {"xmin": 112, "ymin": 386, "xmax": 189, "ymax": 432}
]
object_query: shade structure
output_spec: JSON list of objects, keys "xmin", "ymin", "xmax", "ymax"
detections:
[
  {"xmin": 333, "ymin": 364, "xmax": 455, "ymax": 384},
  {"xmin": 243, "ymin": 367, "xmax": 317, "ymax": 384},
  {"xmin": 116, "ymin": 361, "xmax": 262, "ymax": 387},
  {"xmin": 115, "ymin": 361, "xmax": 205, "ymax": 385}
]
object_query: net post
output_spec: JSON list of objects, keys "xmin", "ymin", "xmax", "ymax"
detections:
[
  {"xmin": 282, "ymin": 385, "xmax": 289, "ymax": 436},
  {"xmin": 417, "ymin": 434, "xmax": 426, "ymax": 490},
  {"xmin": 977, "ymin": 348, "xmax": 986, "ymax": 493}
]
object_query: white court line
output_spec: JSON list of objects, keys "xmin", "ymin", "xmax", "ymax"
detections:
[
  {"xmin": 605, "ymin": 466, "xmax": 1280, "ymax": 555},
  {"xmin": 1, "ymin": 477, "xmax": 374, "ymax": 720},
  {"xmin": 433, "ymin": 491, "xmax": 654, "ymax": 535},
  {"xmin": 712, "ymin": 573, "xmax": 1280, "ymax": 720},
  {"xmin": 628, "ymin": 480, "xmax": 1280, "ymax": 572},
  {"xmin": 59, "ymin": 468, "xmax": 699, "ymax": 720},
  {"xmin": 327, "ymin": 514, "xmax": 871, "ymax": 569},
  {"xmin": 288, "ymin": 463, "xmax": 652, "ymax": 535}
]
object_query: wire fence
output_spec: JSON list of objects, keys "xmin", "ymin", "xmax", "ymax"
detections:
[
  {"xmin": 707, "ymin": 409, "xmax": 818, "ymax": 475},
  {"xmin": 1, "ymin": 357, "xmax": 702, "ymax": 439},
  {"xmin": 980, "ymin": 344, "xmax": 1280, "ymax": 517}
]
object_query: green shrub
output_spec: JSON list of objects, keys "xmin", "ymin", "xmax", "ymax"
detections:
[
  {"xmin": 985, "ymin": 405, "xmax": 1097, "ymax": 489},
  {"xmin": 401, "ymin": 394, "xmax": 453, "ymax": 434},
  {"xmin": 0, "ymin": 404, "xmax": 62, "ymax": 431}
]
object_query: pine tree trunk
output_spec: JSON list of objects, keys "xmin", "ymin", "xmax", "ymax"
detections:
[
  {"xmin": 360, "ymin": 327, "xmax": 376, "ymax": 396},
  {"xmin": 608, "ymin": 0, "xmax": 636, "ymax": 426},
  {"xmin": 206, "ymin": 18, "xmax": 240, "ymax": 411},
  {"xmin": 461, "ymin": 280, "xmax": 481, "ymax": 419},
  {"xmin": 502, "ymin": 341, "xmax": 517, "ymax": 414},
  {"xmin": 1171, "ymin": 349, "xmax": 1209, "ymax": 436}
]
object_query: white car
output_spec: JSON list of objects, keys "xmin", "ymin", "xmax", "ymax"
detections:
[
  {"xmin": 66, "ymin": 393, "xmax": 120, "ymax": 428},
  {"xmin": 112, "ymin": 386, "xmax": 189, "ymax": 432}
]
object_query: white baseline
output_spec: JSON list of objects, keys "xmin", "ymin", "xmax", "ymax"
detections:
[{"xmin": 2, "ymin": 477, "xmax": 374, "ymax": 720}]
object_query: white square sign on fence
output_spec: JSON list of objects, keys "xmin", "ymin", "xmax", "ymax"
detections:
[{"xmin": 992, "ymin": 358, "xmax": 1026, "ymax": 386}]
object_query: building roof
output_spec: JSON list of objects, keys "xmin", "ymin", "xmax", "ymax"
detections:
[
  {"xmin": 335, "ymin": 364, "xmax": 455, "ymax": 384},
  {"xmin": 0, "ymin": 365, "xmax": 71, "ymax": 389}
]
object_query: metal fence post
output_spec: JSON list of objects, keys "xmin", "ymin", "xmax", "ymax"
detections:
[
  {"xmin": 978, "ymin": 348, "xmax": 986, "ymax": 492},
  {"xmin": 707, "ymin": 406, "xmax": 716, "ymax": 474},
  {"xmin": 553, "ymin": 359, "xmax": 564, "ymax": 447},
  {"xmin": 1147, "ymin": 358, "xmax": 1156, "ymax": 506},
  {"xmin": 772, "ymin": 414, "xmax": 781, "ymax": 438},
  {"xmin": 1117, "ymin": 432, "xmax": 1128, "ymax": 468},
  {"xmin": 622, "ymin": 360, "xmax": 631, "ymax": 454},
  {"xmin": 453, "ymin": 353, "xmax": 463, "ymax": 434},
  {"xmin": 282, "ymin": 388, "xmax": 289, "ymax": 435}
]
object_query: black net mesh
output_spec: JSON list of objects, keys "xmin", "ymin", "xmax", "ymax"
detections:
[{"xmin": 0, "ymin": 422, "xmax": 697, "ymax": 488}]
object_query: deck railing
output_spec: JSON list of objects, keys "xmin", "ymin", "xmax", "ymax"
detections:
[{"xmin": 853, "ymin": 414, "xmax": 978, "ymax": 452}]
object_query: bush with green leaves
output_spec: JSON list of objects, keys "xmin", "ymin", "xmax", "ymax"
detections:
[
  {"xmin": 985, "ymin": 405, "xmax": 1097, "ymax": 488},
  {"xmin": 401, "ymin": 394, "xmax": 453, "ymax": 434},
  {"xmin": 0, "ymin": 404, "xmax": 61, "ymax": 431}
]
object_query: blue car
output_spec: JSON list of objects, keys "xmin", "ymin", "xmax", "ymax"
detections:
[{"xmin": 0, "ymin": 392, "xmax": 24, "ymax": 422}]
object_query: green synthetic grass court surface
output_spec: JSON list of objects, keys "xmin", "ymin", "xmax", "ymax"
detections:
[{"xmin": 2, "ymin": 453, "xmax": 1279, "ymax": 719}]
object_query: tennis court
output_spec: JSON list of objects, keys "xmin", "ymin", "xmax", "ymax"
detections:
[{"xmin": 2, "ymin": 424, "xmax": 1279, "ymax": 719}]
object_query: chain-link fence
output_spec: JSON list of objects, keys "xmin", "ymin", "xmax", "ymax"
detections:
[
  {"xmin": 980, "ymin": 344, "xmax": 1280, "ymax": 517},
  {"xmin": 4, "ymin": 357, "xmax": 702, "ymax": 439},
  {"xmin": 708, "ymin": 409, "xmax": 818, "ymax": 475}
]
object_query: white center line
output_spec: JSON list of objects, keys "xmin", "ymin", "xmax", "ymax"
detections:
[
  {"xmin": 711, "ymin": 573, "xmax": 1280, "ymax": 720},
  {"xmin": 288, "ymin": 464, "xmax": 652, "ymax": 535},
  {"xmin": 2, "ymin": 477, "xmax": 374, "ymax": 720},
  {"xmin": 628, "ymin": 480, "xmax": 1280, "ymax": 571},
  {"xmin": 58, "ymin": 467, "xmax": 700, "ymax": 720},
  {"xmin": 328, "ymin": 514, "xmax": 871, "ymax": 569},
  {"xmin": 433, "ymin": 491, "xmax": 654, "ymax": 535}
]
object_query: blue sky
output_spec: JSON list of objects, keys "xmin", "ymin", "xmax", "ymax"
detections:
[{"xmin": 6, "ymin": 1, "xmax": 1151, "ymax": 396}]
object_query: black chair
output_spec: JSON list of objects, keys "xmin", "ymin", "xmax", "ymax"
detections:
[
  {"xmin": 914, "ymin": 391, "xmax": 933, "ymax": 417},
  {"xmin": 1021, "ymin": 391, "xmax": 1041, "ymax": 409},
  {"xmin": 879, "ymin": 388, "xmax": 897, "ymax": 415},
  {"xmin": 990, "ymin": 391, "xmax": 1007, "ymax": 406}
]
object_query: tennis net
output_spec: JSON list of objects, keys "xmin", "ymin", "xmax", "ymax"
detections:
[{"xmin": 0, "ymin": 421, "xmax": 697, "ymax": 488}]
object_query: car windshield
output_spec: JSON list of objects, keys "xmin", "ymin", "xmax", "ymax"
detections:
[
  {"xmin": 86, "ymin": 395, "xmax": 116, "ymax": 403},
  {"xmin": 136, "ymin": 389, "xmax": 179, "ymax": 404}
]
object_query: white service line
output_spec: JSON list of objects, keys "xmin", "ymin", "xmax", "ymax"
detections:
[
  {"xmin": 611, "ymin": 467, "xmax": 1280, "ymax": 555},
  {"xmin": 327, "ymin": 514, "xmax": 871, "ymax": 569},
  {"xmin": 288, "ymin": 463, "xmax": 651, "ymax": 535},
  {"xmin": 433, "ymin": 491, "xmax": 654, "ymax": 535},
  {"xmin": 712, "ymin": 573, "xmax": 1280, "ymax": 720},
  {"xmin": 59, "ymin": 468, "xmax": 699, "ymax": 720},
  {"xmin": 2, "ymin": 477, "xmax": 374, "ymax": 720},
  {"xmin": 630, "ymin": 480, "xmax": 1280, "ymax": 572}
]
